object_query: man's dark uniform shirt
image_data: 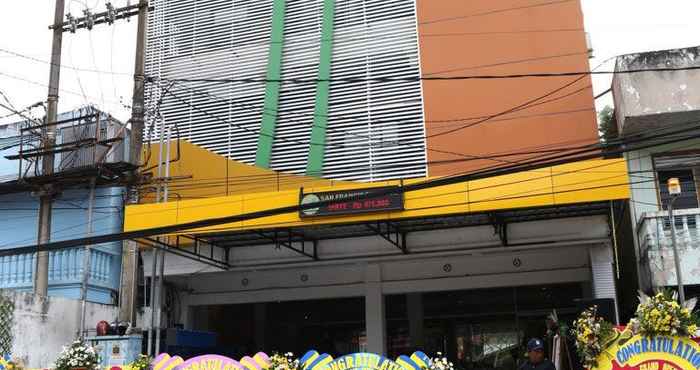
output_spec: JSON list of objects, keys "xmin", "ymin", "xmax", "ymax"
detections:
[{"xmin": 518, "ymin": 359, "xmax": 556, "ymax": 370}]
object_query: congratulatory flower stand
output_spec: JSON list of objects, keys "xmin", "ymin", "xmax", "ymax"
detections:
[
  {"xmin": 52, "ymin": 341, "xmax": 100, "ymax": 370},
  {"xmin": 573, "ymin": 291, "xmax": 700, "ymax": 370}
]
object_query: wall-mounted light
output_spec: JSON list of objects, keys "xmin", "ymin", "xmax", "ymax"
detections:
[{"xmin": 668, "ymin": 177, "xmax": 681, "ymax": 196}]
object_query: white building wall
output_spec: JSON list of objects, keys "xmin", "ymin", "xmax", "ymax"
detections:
[{"xmin": 2, "ymin": 290, "xmax": 118, "ymax": 369}]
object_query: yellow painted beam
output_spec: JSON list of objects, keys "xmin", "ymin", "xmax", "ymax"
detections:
[{"xmin": 126, "ymin": 158, "xmax": 630, "ymax": 235}]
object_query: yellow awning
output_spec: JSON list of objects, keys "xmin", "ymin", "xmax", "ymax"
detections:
[{"xmin": 126, "ymin": 151, "xmax": 630, "ymax": 236}]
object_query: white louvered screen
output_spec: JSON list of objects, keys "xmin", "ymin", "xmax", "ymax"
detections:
[
  {"xmin": 268, "ymin": 0, "xmax": 321, "ymax": 173},
  {"xmin": 146, "ymin": 0, "xmax": 427, "ymax": 182}
]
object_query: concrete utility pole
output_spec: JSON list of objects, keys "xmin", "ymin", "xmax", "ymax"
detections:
[
  {"xmin": 38, "ymin": 0, "xmax": 149, "ymax": 309},
  {"xmin": 129, "ymin": 0, "xmax": 149, "ymax": 166},
  {"xmin": 35, "ymin": 0, "xmax": 66, "ymax": 297},
  {"xmin": 667, "ymin": 177, "xmax": 686, "ymax": 306},
  {"xmin": 78, "ymin": 177, "xmax": 97, "ymax": 338}
]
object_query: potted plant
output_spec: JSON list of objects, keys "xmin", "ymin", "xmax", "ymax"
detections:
[{"xmin": 53, "ymin": 341, "xmax": 100, "ymax": 370}]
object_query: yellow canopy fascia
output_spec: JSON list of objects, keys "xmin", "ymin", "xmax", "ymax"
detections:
[{"xmin": 125, "ymin": 158, "xmax": 630, "ymax": 235}]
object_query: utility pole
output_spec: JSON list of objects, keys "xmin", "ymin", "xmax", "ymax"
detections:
[
  {"xmin": 38, "ymin": 0, "xmax": 149, "ymax": 304},
  {"xmin": 667, "ymin": 177, "xmax": 686, "ymax": 306},
  {"xmin": 35, "ymin": 0, "xmax": 66, "ymax": 297},
  {"xmin": 129, "ymin": 0, "xmax": 149, "ymax": 167},
  {"xmin": 78, "ymin": 177, "xmax": 97, "ymax": 339}
]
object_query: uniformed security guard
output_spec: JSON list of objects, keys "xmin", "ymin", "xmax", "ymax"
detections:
[{"xmin": 519, "ymin": 338, "xmax": 556, "ymax": 370}]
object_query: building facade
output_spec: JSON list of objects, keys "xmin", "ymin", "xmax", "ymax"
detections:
[
  {"xmin": 613, "ymin": 46, "xmax": 700, "ymax": 295},
  {"xmin": 0, "ymin": 108, "xmax": 129, "ymax": 304},
  {"xmin": 145, "ymin": 0, "xmax": 598, "ymax": 181},
  {"xmin": 125, "ymin": 1, "xmax": 628, "ymax": 368}
]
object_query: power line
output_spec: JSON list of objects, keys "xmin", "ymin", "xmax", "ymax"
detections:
[
  {"xmin": 0, "ymin": 101, "xmax": 44, "ymax": 126},
  {"xmin": 426, "ymin": 75, "xmax": 588, "ymax": 138},
  {"xmin": 164, "ymin": 76, "xmax": 591, "ymax": 164},
  {"xmin": 0, "ymin": 47, "xmax": 131, "ymax": 76},
  {"xmin": 420, "ymin": 28, "xmax": 584, "ymax": 37},
  {"xmin": 137, "ymin": 126, "xmax": 700, "ymax": 215},
  {"xmin": 0, "ymin": 71, "xmax": 129, "ymax": 108},
  {"xmin": 9, "ymin": 122, "xmax": 699, "ymax": 255},
  {"xmin": 144, "ymin": 87, "xmax": 698, "ymax": 195},
  {"xmin": 594, "ymin": 88, "xmax": 612, "ymax": 100},
  {"xmin": 153, "ymin": 65, "xmax": 700, "ymax": 85},
  {"xmin": 164, "ymin": 86, "xmax": 585, "ymax": 174},
  {"xmin": 423, "ymin": 51, "xmax": 589, "ymax": 76},
  {"xmin": 418, "ymin": 0, "xmax": 575, "ymax": 26}
]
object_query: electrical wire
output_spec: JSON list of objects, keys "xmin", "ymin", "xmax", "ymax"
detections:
[
  {"xmin": 0, "ymin": 71, "xmax": 128, "ymax": 107},
  {"xmin": 0, "ymin": 101, "xmax": 43, "ymax": 126},
  {"xmin": 88, "ymin": 32, "xmax": 107, "ymax": 109},
  {"xmin": 137, "ymin": 127, "xmax": 698, "ymax": 197},
  {"xmin": 164, "ymin": 78, "xmax": 591, "ymax": 166},
  {"xmin": 130, "ymin": 127, "xmax": 700, "ymax": 218},
  {"xmin": 8, "ymin": 124, "xmax": 698, "ymax": 254},
  {"xmin": 152, "ymin": 65, "xmax": 700, "ymax": 85},
  {"xmin": 67, "ymin": 38, "xmax": 92, "ymax": 107},
  {"xmin": 147, "ymin": 59, "xmax": 605, "ymax": 164},
  {"xmin": 0, "ymin": 214, "xmax": 116, "ymax": 248},
  {"xmin": 424, "ymin": 51, "xmax": 589, "ymax": 77},
  {"xmin": 418, "ymin": 0, "xmax": 575, "ymax": 26},
  {"xmin": 426, "ymin": 75, "xmax": 588, "ymax": 138},
  {"xmin": 0, "ymin": 47, "xmax": 131, "ymax": 77}
]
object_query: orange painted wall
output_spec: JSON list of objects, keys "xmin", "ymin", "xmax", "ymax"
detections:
[{"xmin": 417, "ymin": 0, "xmax": 599, "ymax": 177}]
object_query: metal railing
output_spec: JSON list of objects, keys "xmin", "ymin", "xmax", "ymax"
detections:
[
  {"xmin": 638, "ymin": 208, "xmax": 700, "ymax": 252},
  {"xmin": 638, "ymin": 208, "xmax": 700, "ymax": 286}
]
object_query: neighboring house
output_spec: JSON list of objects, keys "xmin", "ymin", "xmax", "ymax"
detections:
[
  {"xmin": 612, "ymin": 46, "xmax": 700, "ymax": 296},
  {"xmin": 0, "ymin": 107, "xmax": 130, "ymax": 304}
]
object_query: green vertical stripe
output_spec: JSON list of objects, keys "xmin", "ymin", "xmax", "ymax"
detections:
[
  {"xmin": 305, "ymin": 0, "xmax": 336, "ymax": 177},
  {"xmin": 255, "ymin": 0, "xmax": 287, "ymax": 168}
]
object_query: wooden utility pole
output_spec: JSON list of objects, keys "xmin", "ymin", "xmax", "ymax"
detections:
[{"xmin": 35, "ymin": 0, "xmax": 65, "ymax": 297}]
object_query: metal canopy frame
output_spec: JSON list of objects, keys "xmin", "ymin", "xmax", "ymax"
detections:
[
  {"xmin": 254, "ymin": 230, "xmax": 319, "ymax": 260},
  {"xmin": 366, "ymin": 221, "xmax": 407, "ymax": 254},
  {"xmin": 136, "ymin": 201, "xmax": 614, "ymax": 270},
  {"xmin": 134, "ymin": 236, "xmax": 230, "ymax": 270}
]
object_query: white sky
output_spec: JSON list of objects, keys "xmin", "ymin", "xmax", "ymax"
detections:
[{"xmin": 0, "ymin": 0, "xmax": 699, "ymax": 126}]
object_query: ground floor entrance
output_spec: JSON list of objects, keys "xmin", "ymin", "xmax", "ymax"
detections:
[
  {"xmin": 188, "ymin": 282, "xmax": 586, "ymax": 370},
  {"xmin": 141, "ymin": 212, "xmax": 620, "ymax": 370}
]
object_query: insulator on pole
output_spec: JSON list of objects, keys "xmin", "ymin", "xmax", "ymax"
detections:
[
  {"xmin": 66, "ymin": 13, "xmax": 77, "ymax": 33},
  {"xmin": 83, "ymin": 9, "xmax": 95, "ymax": 30},
  {"xmin": 106, "ymin": 2, "xmax": 116, "ymax": 24}
]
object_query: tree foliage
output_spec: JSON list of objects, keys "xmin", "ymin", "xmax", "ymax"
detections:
[{"xmin": 598, "ymin": 105, "xmax": 618, "ymax": 143}]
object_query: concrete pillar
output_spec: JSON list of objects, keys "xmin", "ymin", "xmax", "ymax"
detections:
[
  {"xmin": 365, "ymin": 264, "xmax": 386, "ymax": 355},
  {"xmin": 589, "ymin": 244, "xmax": 620, "ymax": 324},
  {"xmin": 406, "ymin": 293, "xmax": 424, "ymax": 350},
  {"xmin": 118, "ymin": 241, "xmax": 139, "ymax": 324},
  {"xmin": 179, "ymin": 294, "xmax": 192, "ymax": 329},
  {"xmin": 254, "ymin": 303, "xmax": 266, "ymax": 350}
]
